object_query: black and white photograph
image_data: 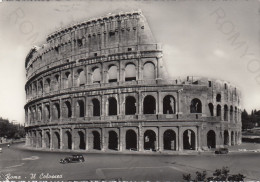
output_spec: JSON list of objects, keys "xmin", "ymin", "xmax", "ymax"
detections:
[{"xmin": 0, "ymin": 0, "xmax": 260, "ymax": 181}]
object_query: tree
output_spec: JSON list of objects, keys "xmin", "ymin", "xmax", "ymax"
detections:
[{"xmin": 0, "ymin": 118, "xmax": 25, "ymax": 139}]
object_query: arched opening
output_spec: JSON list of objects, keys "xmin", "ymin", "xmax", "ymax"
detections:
[
  {"xmin": 38, "ymin": 80, "xmax": 43, "ymax": 94},
  {"xmin": 108, "ymin": 131, "xmax": 118, "ymax": 150},
  {"xmin": 64, "ymin": 72, "xmax": 72, "ymax": 88},
  {"xmin": 216, "ymin": 94, "xmax": 221, "ymax": 102},
  {"xmin": 92, "ymin": 131, "xmax": 101, "ymax": 150},
  {"xmin": 38, "ymin": 132, "xmax": 42, "ymax": 148},
  {"xmin": 208, "ymin": 103, "xmax": 214, "ymax": 116},
  {"xmin": 231, "ymin": 131, "xmax": 234, "ymax": 146},
  {"xmin": 108, "ymin": 65, "xmax": 118, "ymax": 82},
  {"xmin": 224, "ymin": 105, "xmax": 228, "ymax": 121},
  {"xmin": 125, "ymin": 130, "xmax": 137, "ymax": 150},
  {"xmin": 52, "ymin": 103, "xmax": 60, "ymax": 120},
  {"xmin": 77, "ymin": 69, "xmax": 86, "ymax": 86},
  {"xmin": 230, "ymin": 106, "xmax": 233, "ymax": 121},
  {"xmin": 45, "ymin": 78, "xmax": 51, "ymax": 93},
  {"xmin": 44, "ymin": 105, "xmax": 50, "ymax": 120},
  {"xmin": 64, "ymin": 101, "xmax": 72, "ymax": 118},
  {"xmin": 144, "ymin": 130, "xmax": 156, "ymax": 151},
  {"xmin": 183, "ymin": 129, "xmax": 196, "ymax": 150},
  {"xmin": 108, "ymin": 97, "xmax": 117, "ymax": 116},
  {"xmin": 217, "ymin": 105, "xmax": 221, "ymax": 117},
  {"xmin": 190, "ymin": 98, "xmax": 202, "ymax": 113},
  {"xmin": 125, "ymin": 96, "xmax": 136, "ymax": 115},
  {"xmin": 53, "ymin": 131, "xmax": 60, "ymax": 149},
  {"xmin": 207, "ymin": 130, "xmax": 216, "ymax": 149},
  {"xmin": 38, "ymin": 106, "xmax": 42, "ymax": 121},
  {"xmin": 235, "ymin": 107, "xmax": 238, "ymax": 122},
  {"xmin": 143, "ymin": 95, "xmax": 156, "ymax": 114},
  {"xmin": 78, "ymin": 131, "xmax": 86, "ymax": 150},
  {"xmin": 46, "ymin": 132, "xmax": 50, "ymax": 148},
  {"xmin": 163, "ymin": 130, "xmax": 176, "ymax": 150},
  {"xmin": 64, "ymin": 131, "xmax": 72, "ymax": 149},
  {"xmin": 163, "ymin": 95, "xmax": 176, "ymax": 114},
  {"xmin": 143, "ymin": 62, "xmax": 155, "ymax": 80},
  {"xmin": 224, "ymin": 130, "xmax": 229, "ymax": 145},
  {"xmin": 92, "ymin": 67, "xmax": 101, "ymax": 83},
  {"xmin": 92, "ymin": 99, "xmax": 100, "ymax": 116},
  {"xmin": 54, "ymin": 74, "xmax": 59, "ymax": 91},
  {"xmin": 125, "ymin": 63, "xmax": 136, "ymax": 81},
  {"xmin": 77, "ymin": 100, "xmax": 85, "ymax": 117}
]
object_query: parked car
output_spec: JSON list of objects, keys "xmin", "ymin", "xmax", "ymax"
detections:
[
  {"xmin": 60, "ymin": 154, "xmax": 85, "ymax": 164},
  {"xmin": 215, "ymin": 148, "xmax": 229, "ymax": 154}
]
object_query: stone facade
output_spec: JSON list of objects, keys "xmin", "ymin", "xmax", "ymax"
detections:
[{"xmin": 24, "ymin": 11, "xmax": 242, "ymax": 152}]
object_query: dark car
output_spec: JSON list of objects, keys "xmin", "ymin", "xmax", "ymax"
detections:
[
  {"xmin": 60, "ymin": 154, "xmax": 85, "ymax": 164},
  {"xmin": 215, "ymin": 148, "xmax": 229, "ymax": 154}
]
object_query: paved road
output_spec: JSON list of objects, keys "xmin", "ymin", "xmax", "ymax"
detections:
[{"xmin": 0, "ymin": 143, "xmax": 260, "ymax": 181}]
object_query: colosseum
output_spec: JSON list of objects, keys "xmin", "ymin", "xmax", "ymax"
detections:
[{"xmin": 24, "ymin": 11, "xmax": 242, "ymax": 153}]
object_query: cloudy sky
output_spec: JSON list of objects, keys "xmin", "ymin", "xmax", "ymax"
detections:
[{"xmin": 0, "ymin": 0, "xmax": 259, "ymax": 124}]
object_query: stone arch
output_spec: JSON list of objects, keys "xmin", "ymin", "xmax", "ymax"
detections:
[
  {"xmin": 231, "ymin": 131, "xmax": 234, "ymax": 145},
  {"xmin": 38, "ymin": 80, "xmax": 43, "ymax": 94},
  {"xmin": 38, "ymin": 106, "xmax": 42, "ymax": 121},
  {"xmin": 53, "ymin": 131, "xmax": 60, "ymax": 149},
  {"xmin": 207, "ymin": 130, "xmax": 216, "ymax": 149},
  {"xmin": 64, "ymin": 131, "xmax": 72, "ymax": 149},
  {"xmin": 125, "ymin": 96, "xmax": 136, "ymax": 115},
  {"xmin": 108, "ymin": 97, "xmax": 117, "ymax": 116},
  {"xmin": 230, "ymin": 106, "xmax": 233, "ymax": 121},
  {"xmin": 144, "ymin": 130, "xmax": 156, "ymax": 151},
  {"xmin": 190, "ymin": 98, "xmax": 202, "ymax": 113},
  {"xmin": 143, "ymin": 95, "xmax": 156, "ymax": 114},
  {"xmin": 208, "ymin": 103, "xmax": 214, "ymax": 116},
  {"xmin": 234, "ymin": 107, "xmax": 238, "ymax": 122},
  {"xmin": 125, "ymin": 63, "xmax": 136, "ymax": 81},
  {"xmin": 92, "ymin": 67, "xmax": 101, "ymax": 83},
  {"xmin": 224, "ymin": 130, "xmax": 229, "ymax": 145},
  {"xmin": 108, "ymin": 130, "xmax": 118, "ymax": 150},
  {"xmin": 143, "ymin": 62, "xmax": 155, "ymax": 80},
  {"xmin": 163, "ymin": 95, "xmax": 176, "ymax": 114},
  {"xmin": 38, "ymin": 132, "xmax": 42, "ymax": 148},
  {"xmin": 183, "ymin": 129, "xmax": 196, "ymax": 150},
  {"xmin": 44, "ymin": 105, "xmax": 50, "ymax": 120},
  {"xmin": 224, "ymin": 105, "xmax": 228, "ymax": 121},
  {"xmin": 216, "ymin": 104, "xmax": 221, "ymax": 117},
  {"xmin": 45, "ymin": 78, "xmax": 51, "ymax": 93},
  {"xmin": 92, "ymin": 131, "xmax": 101, "ymax": 150},
  {"xmin": 46, "ymin": 131, "xmax": 51, "ymax": 148},
  {"xmin": 108, "ymin": 65, "xmax": 118, "ymax": 83},
  {"xmin": 52, "ymin": 103, "xmax": 60, "ymax": 120},
  {"xmin": 63, "ymin": 101, "xmax": 72, "ymax": 118},
  {"xmin": 163, "ymin": 129, "xmax": 176, "ymax": 150},
  {"xmin": 216, "ymin": 93, "xmax": 221, "ymax": 102},
  {"xmin": 92, "ymin": 98, "xmax": 100, "ymax": 116},
  {"xmin": 76, "ymin": 100, "xmax": 85, "ymax": 117},
  {"xmin": 77, "ymin": 69, "xmax": 86, "ymax": 86},
  {"xmin": 125, "ymin": 129, "xmax": 137, "ymax": 150},
  {"xmin": 78, "ymin": 131, "xmax": 86, "ymax": 150},
  {"xmin": 64, "ymin": 72, "xmax": 72, "ymax": 88},
  {"xmin": 54, "ymin": 74, "xmax": 60, "ymax": 91}
]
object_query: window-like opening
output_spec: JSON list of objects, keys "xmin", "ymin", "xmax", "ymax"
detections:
[
  {"xmin": 208, "ymin": 103, "xmax": 214, "ymax": 116},
  {"xmin": 45, "ymin": 78, "xmax": 51, "ymax": 93},
  {"xmin": 45, "ymin": 105, "xmax": 50, "ymax": 120},
  {"xmin": 77, "ymin": 69, "xmax": 86, "ymax": 86},
  {"xmin": 46, "ymin": 132, "xmax": 51, "ymax": 148},
  {"xmin": 53, "ymin": 132, "xmax": 60, "ymax": 149},
  {"xmin": 144, "ymin": 130, "xmax": 156, "ymax": 151},
  {"xmin": 77, "ymin": 39, "xmax": 82, "ymax": 47},
  {"xmin": 183, "ymin": 129, "xmax": 195, "ymax": 150},
  {"xmin": 224, "ymin": 105, "xmax": 228, "ymax": 121},
  {"xmin": 143, "ymin": 62, "xmax": 155, "ymax": 80},
  {"xmin": 92, "ymin": 99, "xmax": 100, "ymax": 116},
  {"xmin": 92, "ymin": 67, "xmax": 101, "ymax": 83},
  {"xmin": 216, "ymin": 94, "xmax": 221, "ymax": 102},
  {"xmin": 208, "ymin": 81, "xmax": 212, "ymax": 87},
  {"xmin": 55, "ymin": 47, "xmax": 59, "ymax": 54},
  {"xmin": 230, "ymin": 106, "xmax": 233, "ymax": 121},
  {"xmin": 108, "ymin": 65, "xmax": 118, "ymax": 83},
  {"xmin": 190, "ymin": 98, "xmax": 202, "ymax": 113},
  {"xmin": 78, "ymin": 131, "xmax": 86, "ymax": 150},
  {"xmin": 143, "ymin": 95, "xmax": 156, "ymax": 114},
  {"xmin": 224, "ymin": 130, "xmax": 229, "ymax": 145},
  {"xmin": 38, "ymin": 80, "xmax": 43, "ymax": 94},
  {"xmin": 64, "ymin": 131, "xmax": 72, "ymax": 149},
  {"xmin": 231, "ymin": 131, "xmax": 234, "ymax": 146},
  {"xmin": 234, "ymin": 107, "xmax": 238, "ymax": 122},
  {"xmin": 217, "ymin": 105, "xmax": 221, "ymax": 117},
  {"xmin": 54, "ymin": 75, "xmax": 59, "ymax": 91},
  {"xmin": 38, "ymin": 132, "xmax": 42, "ymax": 148},
  {"xmin": 108, "ymin": 131, "xmax": 118, "ymax": 150},
  {"xmin": 224, "ymin": 83, "xmax": 227, "ymax": 89},
  {"xmin": 64, "ymin": 101, "xmax": 72, "ymax": 118},
  {"xmin": 125, "ymin": 63, "xmax": 136, "ymax": 81},
  {"xmin": 94, "ymin": 53, "xmax": 98, "ymax": 57},
  {"xmin": 108, "ymin": 97, "xmax": 117, "ymax": 116},
  {"xmin": 125, "ymin": 96, "xmax": 136, "ymax": 115},
  {"xmin": 163, "ymin": 95, "xmax": 176, "ymax": 114},
  {"xmin": 38, "ymin": 106, "xmax": 42, "ymax": 121},
  {"xmin": 163, "ymin": 130, "xmax": 176, "ymax": 150},
  {"xmin": 92, "ymin": 131, "xmax": 101, "ymax": 150},
  {"xmin": 64, "ymin": 72, "xmax": 71, "ymax": 88},
  {"xmin": 109, "ymin": 31, "xmax": 115, "ymax": 36},
  {"xmin": 77, "ymin": 100, "xmax": 85, "ymax": 117},
  {"xmin": 207, "ymin": 130, "xmax": 216, "ymax": 149},
  {"xmin": 53, "ymin": 103, "xmax": 60, "ymax": 119},
  {"xmin": 128, "ymin": 48, "xmax": 132, "ymax": 51},
  {"xmin": 125, "ymin": 130, "xmax": 137, "ymax": 150}
]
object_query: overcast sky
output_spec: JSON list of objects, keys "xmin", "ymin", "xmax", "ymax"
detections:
[{"xmin": 0, "ymin": 0, "xmax": 259, "ymax": 124}]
